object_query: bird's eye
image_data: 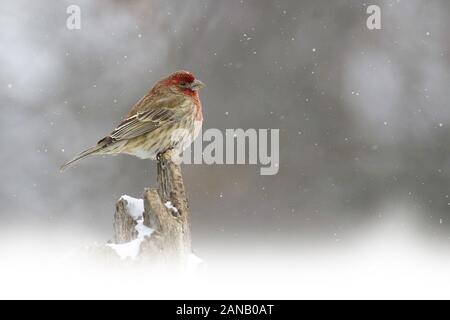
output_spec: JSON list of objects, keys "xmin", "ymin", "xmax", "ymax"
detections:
[{"xmin": 179, "ymin": 81, "xmax": 187, "ymax": 87}]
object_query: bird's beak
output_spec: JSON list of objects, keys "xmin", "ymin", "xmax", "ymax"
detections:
[{"xmin": 190, "ymin": 79, "xmax": 205, "ymax": 91}]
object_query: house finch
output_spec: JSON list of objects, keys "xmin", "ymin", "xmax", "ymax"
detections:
[{"xmin": 60, "ymin": 70, "xmax": 204, "ymax": 171}]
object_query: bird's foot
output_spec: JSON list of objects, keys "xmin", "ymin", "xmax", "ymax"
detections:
[{"xmin": 157, "ymin": 148, "xmax": 183, "ymax": 165}]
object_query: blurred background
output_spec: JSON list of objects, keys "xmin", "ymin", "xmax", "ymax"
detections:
[{"xmin": 1, "ymin": 0, "xmax": 450, "ymax": 262}]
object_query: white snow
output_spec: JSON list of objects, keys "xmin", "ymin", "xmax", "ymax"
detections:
[
  {"xmin": 120, "ymin": 195, "xmax": 144, "ymax": 220},
  {"xmin": 106, "ymin": 195, "xmax": 153, "ymax": 260},
  {"xmin": 164, "ymin": 201, "xmax": 178, "ymax": 213},
  {"xmin": 107, "ymin": 239, "xmax": 143, "ymax": 260},
  {"xmin": 187, "ymin": 253, "xmax": 204, "ymax": 270}
]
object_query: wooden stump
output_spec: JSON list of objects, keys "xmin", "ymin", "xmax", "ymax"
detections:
[
  {"xmin": 110, "ymin": 149, "xmax": 192, "ymax": 265},
  {"xmin": 113, "ymin": 198, "xmax": 138, "ymax": 243}
]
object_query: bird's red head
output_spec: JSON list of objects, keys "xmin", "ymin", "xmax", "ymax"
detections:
[{"xmin": 163, "ymin": 70, "xmax": 205, "ymax": 96}]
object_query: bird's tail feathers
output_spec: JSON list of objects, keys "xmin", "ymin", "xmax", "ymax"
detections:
[{"xmin": 59, "ymin": 144, "xmax": 103, "ymax": 172}]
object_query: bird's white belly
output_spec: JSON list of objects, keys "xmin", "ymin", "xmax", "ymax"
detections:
[
  {"xmin": 133, "ymin": 148, "xmax": 158, "ymax": 159},
  {"xmin": 179, "ymin": 120, "xmax": 202, "ymax": 151},
  {"xmin": 125, "ymin": 119, "xmax": 202, "ymax": 160}
]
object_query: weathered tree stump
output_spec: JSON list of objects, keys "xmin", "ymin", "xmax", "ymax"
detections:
[
  {"xmin": 113, "ymin": 198, "xmax": 138, "ymax": 243},
  {"xmin": 108, "ymin": 149, "xmax": 192, "ymax": 265}
]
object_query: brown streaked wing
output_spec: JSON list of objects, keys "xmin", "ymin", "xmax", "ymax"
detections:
[{"xmin": 109, "ymin": 96, "xmax": 190, "ymax": 141}]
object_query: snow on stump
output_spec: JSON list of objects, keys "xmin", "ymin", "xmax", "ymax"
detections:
[{"xmin": 108, "ymin": 149, "xmax": 193, "ymax": 266}]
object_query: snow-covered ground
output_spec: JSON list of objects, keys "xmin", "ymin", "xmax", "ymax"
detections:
[
  {"xmin": 1, "ymin": 210, "xmax": 450, "ymax": 299},
  {"xmin": 1, "ymin": 232, "xmax": 450, "ymax": 299}
]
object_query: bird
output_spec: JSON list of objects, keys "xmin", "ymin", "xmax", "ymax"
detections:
[{"xmin": 60, "ymin": 70, "xmax": 205, "ymax": 171}]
